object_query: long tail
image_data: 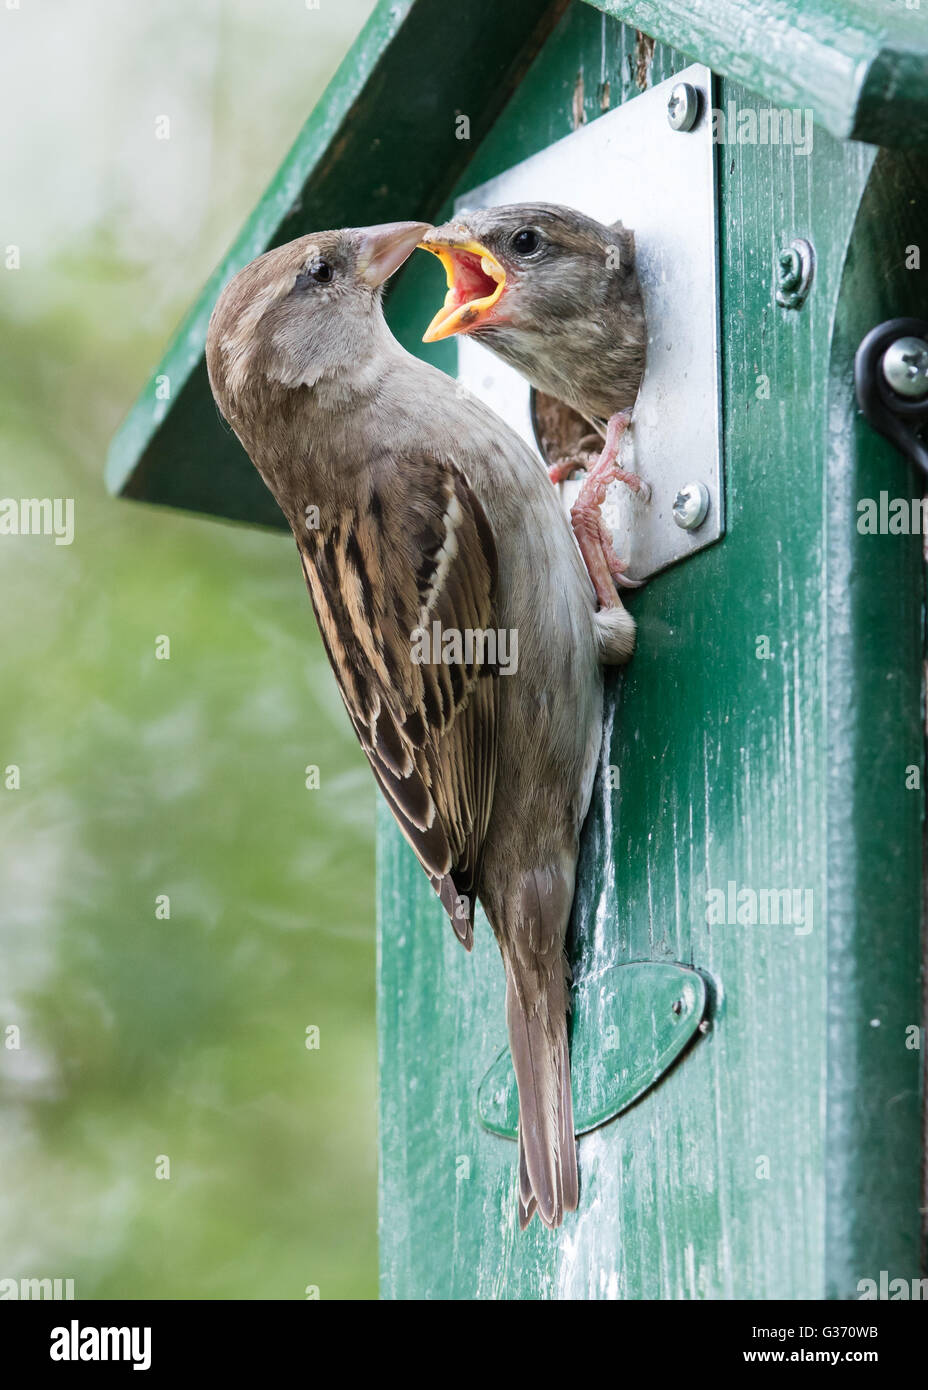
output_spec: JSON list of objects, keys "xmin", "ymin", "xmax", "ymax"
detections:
[{"xmin": 502, "ymin": 869, "xmax": 579, "ymax": 1229}]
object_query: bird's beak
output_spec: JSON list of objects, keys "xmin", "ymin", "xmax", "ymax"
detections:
[
  {"xmin": 356, "ymin": 221, "xmax": 433, "ymax": 289},
  {"xmin": 417, "ymin": 228, "xmax": 507, "ymax": 343}
]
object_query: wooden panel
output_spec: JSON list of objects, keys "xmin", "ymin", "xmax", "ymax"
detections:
[
  {"xmin": 100, "ymin": 0, "xmax": 925, "ymax": 1298},
  {"xmin": 105, "ymin": 1, "xmax": 928, "ymax": 519},
  {"xmin": 104, "ymin": 0, "xmax": 568, "ymax": 524},
  {"xmin": 378, "ymin": 1, "xmax": 925, "ymax": 1298},
  {"xmin": 822, "ymin": 147, "xmax": 928, "ymax": 1296},
  {"xmin": 589, "ymin": 0, "xmax": 928, "ymax": 147}
]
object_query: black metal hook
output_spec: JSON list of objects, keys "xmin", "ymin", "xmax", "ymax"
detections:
[{"xmin": 854, "ymin": 318, "xmax": 928, "ymax": 478}]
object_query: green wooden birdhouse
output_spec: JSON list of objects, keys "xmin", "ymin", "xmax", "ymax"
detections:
[{"xmin": 108, "ymin": 0, "xmax": 928, "ymax": 1299}]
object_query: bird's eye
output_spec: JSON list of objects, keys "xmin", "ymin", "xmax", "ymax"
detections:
[
  {"xmin": 295, "ymin": 259, "xmax": 333, "ymax": 290},
  {"xmin": 510, "ymin": 227, "xmax": 540, "ymax": 256}
]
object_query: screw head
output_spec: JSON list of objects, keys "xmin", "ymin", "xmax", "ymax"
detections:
[
  {"xmin": 776, "ymin": 248, "xmax": 801, "ymax": 291},
  {"xmin": 667, "ymin": 83, "xmax": 699, "ymax": 132},
  {"xmin": 775, "ymin": 238, "xmax": 815, "ymax": 310},
  {"xmin": 882, "ymin": 336, "xmax": 928, "ymax": 400},
  {"xmin": 672, "ymin": 481, "xmax": 710, "ymax": 530}
]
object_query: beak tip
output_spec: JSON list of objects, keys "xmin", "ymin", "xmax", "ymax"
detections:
[{"xmin": 358, "ymin": 221, "xmax": 434, "ymax": 288}]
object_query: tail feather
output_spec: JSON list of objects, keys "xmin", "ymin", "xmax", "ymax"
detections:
[
  {"xmin": 558, "ymin": 1032, "xmax": 579, "ymax": 1216},
  {"xmin": 518, "ymin": 1138, "xmax": 538, "ymax": 1231},
  {"xmin": 505, "ymin": 953, "xmax": 578, "ymax": 1229}
]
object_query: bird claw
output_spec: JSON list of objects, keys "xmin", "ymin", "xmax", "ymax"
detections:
[
  {"xmin": 548, "ymin": 458, "xmax": 582, "ymax": 485},
  {"xmin": 599, "ymin": 515, "xmax": 645, "ymax": 589},
  {"xmin": 571, "ymin": 496, "xmax": 643, "ymax": 606},
  {"xmin": 612, "ymin": 567, "xmax": 645, "ymax": 589}
]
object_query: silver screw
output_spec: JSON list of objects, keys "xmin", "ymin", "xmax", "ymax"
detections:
[
  {"xmin": 667, "ymin": 83, "xmax": 699, "ymax": 132},
  {"xmin": 882, "ymin": 336, "xmax": 928, "ymax": 400},
  {"xmin": 672, "ymin": 481, "xmax": 709, "ymax": 530}
]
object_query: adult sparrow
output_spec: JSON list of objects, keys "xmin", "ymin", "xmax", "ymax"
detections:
[
  {"xmin": 419, "ymin": 204, "xmax": 648, "ymax": 606},
  {"xmin": 206, "ymin": 222, "xmax": 635, "ymax": 1229}
]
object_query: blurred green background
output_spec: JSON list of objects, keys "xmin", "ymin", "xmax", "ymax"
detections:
[{"xmin": 0, "ymin": 0, "xmax": 380, "ymax": 1299}]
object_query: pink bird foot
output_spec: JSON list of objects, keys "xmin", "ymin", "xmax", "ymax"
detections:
[
  {"xmin": 548, "ymin": 457, "xmax": 582, "ymax": 485},
  {"xmin": 568, "ymin": 411, "xmax": 648, "ymax": 606},
  {"xmin": 549, "ymin": 414, "xmax": 649, "ymax": 496}
]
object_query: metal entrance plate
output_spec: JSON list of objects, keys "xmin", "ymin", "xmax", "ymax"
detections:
[
  {"xmin": 453, "ymin": 64, "xmax": 723, "ymax": 581},
  {"xmin": 478, "ymin": 961, "xmax": 708, "ymax": 1139}
]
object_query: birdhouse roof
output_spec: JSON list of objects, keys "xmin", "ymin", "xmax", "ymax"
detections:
[{"xmin": 106, "ymin": 0, "xmax": 928, "ymax": 522}]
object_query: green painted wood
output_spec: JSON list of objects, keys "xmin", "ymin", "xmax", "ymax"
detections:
[
  {"xmin": 101, "ymin": 0, "xmax": 926, "ymax": 1300},
  {"xmin": 378, "ymin": 1, "xmax": 925, "ymax": 1299},
  {"xmin": 478, "ymin": 962, "xmax": 708, "ymax": 1138},
  {"xmin": 823, "ymin": 146, "xmax": 928, "ymax": 1298},
  {"xmin": 109, "ymin": 0, "xmax": 928, "ymax": 519},
  {"xmin": 110, "ymin": 0, "xmax": 928, "ymax": 525},
  {"xmin": 104, "ymin": 0, "xmax": 567, "ymax": 524},
  {"xmin": 588, "ymin": 1, "xmax": 928, "ymax": 147}
]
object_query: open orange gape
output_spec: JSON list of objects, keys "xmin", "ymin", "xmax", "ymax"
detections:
[{"xmin": 418, "ymin": 236, "xmax": 506, "ymax": 342}]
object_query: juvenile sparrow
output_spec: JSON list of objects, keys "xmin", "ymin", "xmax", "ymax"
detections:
[
  {"xmin": 206, "ymin": 221, "xmax": 635, "ymax": 1229},
  {"xmin": 419, "ymin": 204, "xmax": 649, "ymax": 606}
]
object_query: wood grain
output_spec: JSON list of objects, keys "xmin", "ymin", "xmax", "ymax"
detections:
[{"xmin": 379, "ymin": 2, "xmax": 925, "ymax": 1298}]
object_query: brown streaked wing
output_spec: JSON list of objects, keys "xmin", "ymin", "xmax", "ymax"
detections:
[{"xmin": 297, "ymin": 455, "xmax": 499, "ymax": 950}]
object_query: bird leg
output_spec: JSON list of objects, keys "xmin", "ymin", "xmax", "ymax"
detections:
[
  {"xmin": 568, "ymin": 411, "xmax": 646, "ymax": 606},
  {"xmin": 549, "ymin": 414, "xmax": 649, "ymax": 499}
]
